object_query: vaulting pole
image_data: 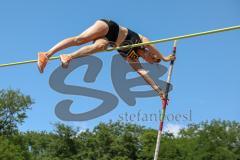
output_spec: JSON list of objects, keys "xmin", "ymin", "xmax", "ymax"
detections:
[{"xmin": 153, "ymin": 40, "xmax": 177, "ymax": 160}]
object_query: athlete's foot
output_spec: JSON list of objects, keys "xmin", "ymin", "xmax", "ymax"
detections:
[
  {"xmin": 37, "ymin": 52, "xmax": 49, "ymax": 73},
  {"xmin": 60, "ymin": 54, "xmax": 72, "ymax": 68}
]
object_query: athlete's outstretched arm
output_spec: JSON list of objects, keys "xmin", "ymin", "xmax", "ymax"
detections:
[
  {"xmin": 128, "ymin": 59, "xmax": 165, "ymax": 99},
  {"xmin": 140, "ymin": 35, "xmax": 175, "ymax": 62}
]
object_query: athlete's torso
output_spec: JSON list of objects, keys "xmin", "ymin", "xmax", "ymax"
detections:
[{"xmin": 100, "ymin": 19, "xmax": 143, "ymax": 60}]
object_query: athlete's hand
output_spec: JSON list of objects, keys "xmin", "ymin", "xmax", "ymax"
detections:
[
  {"xmin": 163, "ymin": 54, "xmax": 176, "ymax": 62},
  {"xmin": 159, "ymin": 91, "xmax": 166, "ymax": 100}
]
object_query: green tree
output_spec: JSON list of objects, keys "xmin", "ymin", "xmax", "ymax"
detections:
[
  {"xmin": 0, "ymin": 135, "xmax": 25, "ymax": 160},
  {"xmin": 1, "ymin": 92, "xmax": 240, "ymax": 160},
  {"xmin": 23, "ymin": 131, "xmax": 57, "ymax": 160},
  {"xmin": 0, "ymin": 89, "xmax": 33, "ymax": 135},
  {"xmin": 138, "ymin": 129, "xmax": 156, "ymax": 160},
  {"xmin": 51, "ymin": 123, "xmax": 79, "ymax": 160},
  {"xmin": 177, "ymin": 120, "xmax": 240, "ymax": 160}
]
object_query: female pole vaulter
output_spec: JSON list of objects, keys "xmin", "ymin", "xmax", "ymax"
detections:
[{"xmin": 37, "ymin": 19, "xmax": 175, "ymax": 99}]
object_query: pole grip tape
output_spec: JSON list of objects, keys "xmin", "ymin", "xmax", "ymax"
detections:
[{"xmin": 159, "ymin": 121, "xmax": 164, "ymax": 131}]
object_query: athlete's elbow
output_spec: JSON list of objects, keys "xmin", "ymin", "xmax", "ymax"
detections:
[{"xmin": 137, "ymin": 69, "xmax": 148, "ymax": 76}]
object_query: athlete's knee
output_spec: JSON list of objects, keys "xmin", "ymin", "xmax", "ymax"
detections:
[{"xmin": 94, "ymin": 43, "xmax": 108, "ymax": 51}]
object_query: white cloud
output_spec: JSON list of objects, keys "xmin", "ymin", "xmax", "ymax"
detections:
[{"xmin": 164, "ymin": 123, "xmax": 183, "ymax": 136}]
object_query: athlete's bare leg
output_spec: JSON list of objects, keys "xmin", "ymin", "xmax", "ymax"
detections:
[
  {"xmin": 46, "ymin": 20, "xmax": 109, "ymax": 57},
  {"xmin": 38, "ymin": 20, "xmax": 109, "ymax": 73},
  {"xmin": 59, "ymin": 38, "xmax": 109, "ymax": 68},
  {"xmin": 69, "ymin": 38, "xmax": 109, "ymax": 59}
]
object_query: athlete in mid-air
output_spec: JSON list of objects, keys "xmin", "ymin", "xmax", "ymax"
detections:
[{"xmin": 37, "ymin": 19, "xmax": 175, "ymax": 99}]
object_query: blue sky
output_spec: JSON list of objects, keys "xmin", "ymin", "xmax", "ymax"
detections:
[{"xmin": 0, "ymin": 0, "xmax": 239, "ymax": 133}]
